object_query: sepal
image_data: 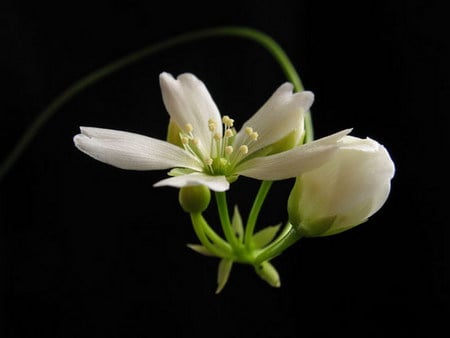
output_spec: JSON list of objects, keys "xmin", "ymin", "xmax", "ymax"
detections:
[
  {"xmin": 231, "ymin": 206, "xmax": 244, "ymax": 243},
  {"xmin": 186, "ymin": 244, "xmax": 217, "ymax": 257},
  {"xmin": 296, "ymin": 216, "xmax": 336, "ymax": 237},
  {"xmin": 252, "ymin": 224, "xmax": 281, "ymax": 248},
  {"xmin": 254, "ymin": 261, "xmax": 280, "ymax": 288},
  {"xmin": 216, "ymin": 258, "xmax": 233, "ymax": 294}
]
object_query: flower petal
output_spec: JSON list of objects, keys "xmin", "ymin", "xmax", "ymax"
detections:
[
  {"xmin": 74, "ymin": 127, "xmax": 202, "ymax": 171},
  {"xmin": 234, "ymin": 83, "xmax": 314, "ymax": 154},
  {"xmin": 235, "ymin": 129, "xmax": 351, "ymax": 180},
  {"xmin": 153, "ymin": 172, "xmax": 230, "ymax": 191},
  {"xmin": 159, "ymin": 72, "xmax": 222, "ymax": 151}
]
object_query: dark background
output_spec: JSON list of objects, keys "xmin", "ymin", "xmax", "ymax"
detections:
[{"xmin": 1, "ymin": 1, "xmax": 448, "ymax": 337}]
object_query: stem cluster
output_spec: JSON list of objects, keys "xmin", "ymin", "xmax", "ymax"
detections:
[{"xmin": 187, "ymin": 181, "xmax": 304, "ymax": 291}]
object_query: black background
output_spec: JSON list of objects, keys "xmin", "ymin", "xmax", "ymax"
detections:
[{"xmin": 1, "ymin": 1, "xmax": 448, "ymax": 337}]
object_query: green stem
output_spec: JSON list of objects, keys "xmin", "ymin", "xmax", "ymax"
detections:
[
  {"xmin": 196, "ymin": 213, "xmax": 232, "ymax": 254},
  {"xmin": 254, "ymin": 226, "xmax": 303, "ymax": 265},
  {"xmin": 244, "ymin": 180, "xmax": 273, "ymax": 247},
  {"xmin": 190, "ymin": 212, "xmax": 231, "ymax": 257},
  {"xmin": 0, "ymin": 25, "xmax": 313, "ymax": 181},
  {"xmin": 214, "ymin": 191, "xmax": 240, "ymax": 250}
]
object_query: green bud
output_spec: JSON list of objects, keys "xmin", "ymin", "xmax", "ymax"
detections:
[{"xmin": 178, "ymin": 185, "xmax": 211, "ymax": 213}]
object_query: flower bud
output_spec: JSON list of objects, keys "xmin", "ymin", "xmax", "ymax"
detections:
[
  {"xmin": 288, "ymin": 136, "xmax": 395, "ymax": 237},
  {"xmin": 178, "ymin": 185, "xmax": 211, "ymax": 213}
]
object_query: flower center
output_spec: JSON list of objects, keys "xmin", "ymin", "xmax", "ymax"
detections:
[{"xmin": 179, "ymin": 115, "xmax": 258, "ymax": 176}]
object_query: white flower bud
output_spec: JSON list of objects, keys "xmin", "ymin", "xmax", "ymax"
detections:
[{"xmin": 288, "ymin": 136, "xmax": 395, "ymax": 237}]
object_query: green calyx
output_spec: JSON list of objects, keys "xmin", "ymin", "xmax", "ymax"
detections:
[{"xmin": 186, "ymin": 185, "xmax": 304, "ymax": 293}]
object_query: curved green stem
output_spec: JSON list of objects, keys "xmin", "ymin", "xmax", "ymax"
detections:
[
  {"xmin": 214, "ymin": 191, "xmax": 241, "ymax": 250},
  {"xmin": 254, "ymin": 226, "xmax": 303, "ymax": 265},
  {"xmin": 190, "ymin": 212, "xmax": 231, "ymax": 257},
  {"xmin": 244, "ymin": 180, "xmax": 273, "ymax": 247},
  {"xmin": 0, "ymin": 25, "xmax": 313, "ymax": 182},
  {"xmin": 195, "ymin": 213, "xmax": 232, "ymax": 254}
]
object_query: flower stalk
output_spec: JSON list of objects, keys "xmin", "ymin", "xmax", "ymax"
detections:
[
  {"xmin": 214, "ymin": 192, "xmax": 241, "ymax": 251},
  {"xmin": 244, "ymin": 180, "xmax": 273, "ymax": 248}
]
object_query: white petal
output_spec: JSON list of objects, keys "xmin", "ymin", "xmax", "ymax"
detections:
[
  {"xmin": 74, "ymin": 127, "xmax": 202, "ymax": 171},
  {"xmin": 153, "ymin": 172, "xmax": 230, "ymax": 191},
  {"xmin": 329, "ymin": 136, "xmax": 395, "ymax": 217},
  {"xmin": 234, "ymin": 83, "xmax": 314, "ymax": 154},
  {"xmin": 159, "ymin": 72, "xmax": 222, "ymax": 151},
  {"xmin": 235, "ymin": 129, "xmax": 351, "ymax": 180}
]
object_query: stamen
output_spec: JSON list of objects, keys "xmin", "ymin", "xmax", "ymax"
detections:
[
  {"xmin": 208, "ymin": 119, "xmax": 216, "ymax": 132},
  {"xmin": 222, "ymin": 115, "xmax": 234, "ymax": 127},
  {"xmin": 225, "ymin": 146, "xmax": 234, "ymax": 155},
  {"xmin": 224, "ymin": 129, "xmax": 234, "ymax": 138},
  {"xmin": 180, "ymin": 136, "xmax": 189, "ymax": 145},
  {"xmin": 181, "ymin": 114, "xmax": 257, "ymax": 175},
  {"xmin": 239, "ymin": 145, "xmax": 249, "ymax": 154}
]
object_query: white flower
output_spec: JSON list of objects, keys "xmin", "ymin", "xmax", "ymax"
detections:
[
  {"xmin": 74, "ymin": 72, "xmax": 350, "ymax": 191},
  {"xmin": 288, "ymin": 136, "xmax": 395, "ymax": 236}
]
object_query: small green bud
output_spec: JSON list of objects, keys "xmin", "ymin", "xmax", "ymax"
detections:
[{"xmin": 178, "ymin": 185, "xmax": 211, "ymax": 213}]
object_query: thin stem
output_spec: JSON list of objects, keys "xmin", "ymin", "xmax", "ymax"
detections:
[
  {"xmin": 214, "ymin": 191, "xmax": 240, "ymax": 250},
  {"xmin": 196, "ymin": 213, "xmax": 232, "ymax": 254},
  {"xmin": 244, "ymin": 180, "xmax": 273, "ymax": 247},
  {"xmin": 254, "ymin": 227, "xmax": 303, "ymax": 265},
  {"xmin": 1, "ymin": 25, "xmax": 313, "ymax": 181},
  {"xmin": 190, "ymin": 212, "xmax": 231, "ymax": 257}
]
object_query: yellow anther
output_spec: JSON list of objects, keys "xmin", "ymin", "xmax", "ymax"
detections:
[
  {"xmin": 239, "ymin": 145, "xmax": 249, "ymax": 154},
  {"xmin": 208, "ymin": 119, "xmax": 216, "ymax": 132},
  {"xmin": 225, "ymin": 146, "xmax": 234, "ymax": 155},
  {"xmin": 222, "ymin": 115, "xmax": 234, "ymax": 127},
  {"xmin": 205, "ymin": 158, "xmax": 213, "ymax": 166},
  {"xmin": 180, "ymin": 136, "xmax": 189, "ymax": 145},
  {"xmin": 245, "ymin": 127, "xmax": 254, "ymax": 135},
  {"xmin": 220, "ymin": 158, "xmax": 228, "ymax": 166},
  {"xmin": 214, "ymin": 133, "xmax": 221, "ymax": 141},
  {"xmin": 224, "ymin": 129, "xmax": 234, "ymax": 138},
  {"xmin": 250, "ymin": 131, "xmax": 259, "ymax": 141},
  {"xmin": 185, "ymin": 123, "xmax": 193, "ymax": 133},
  {"xmin": 191, "ymin": 137, "xmax": 200, "ymax": 146}
]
